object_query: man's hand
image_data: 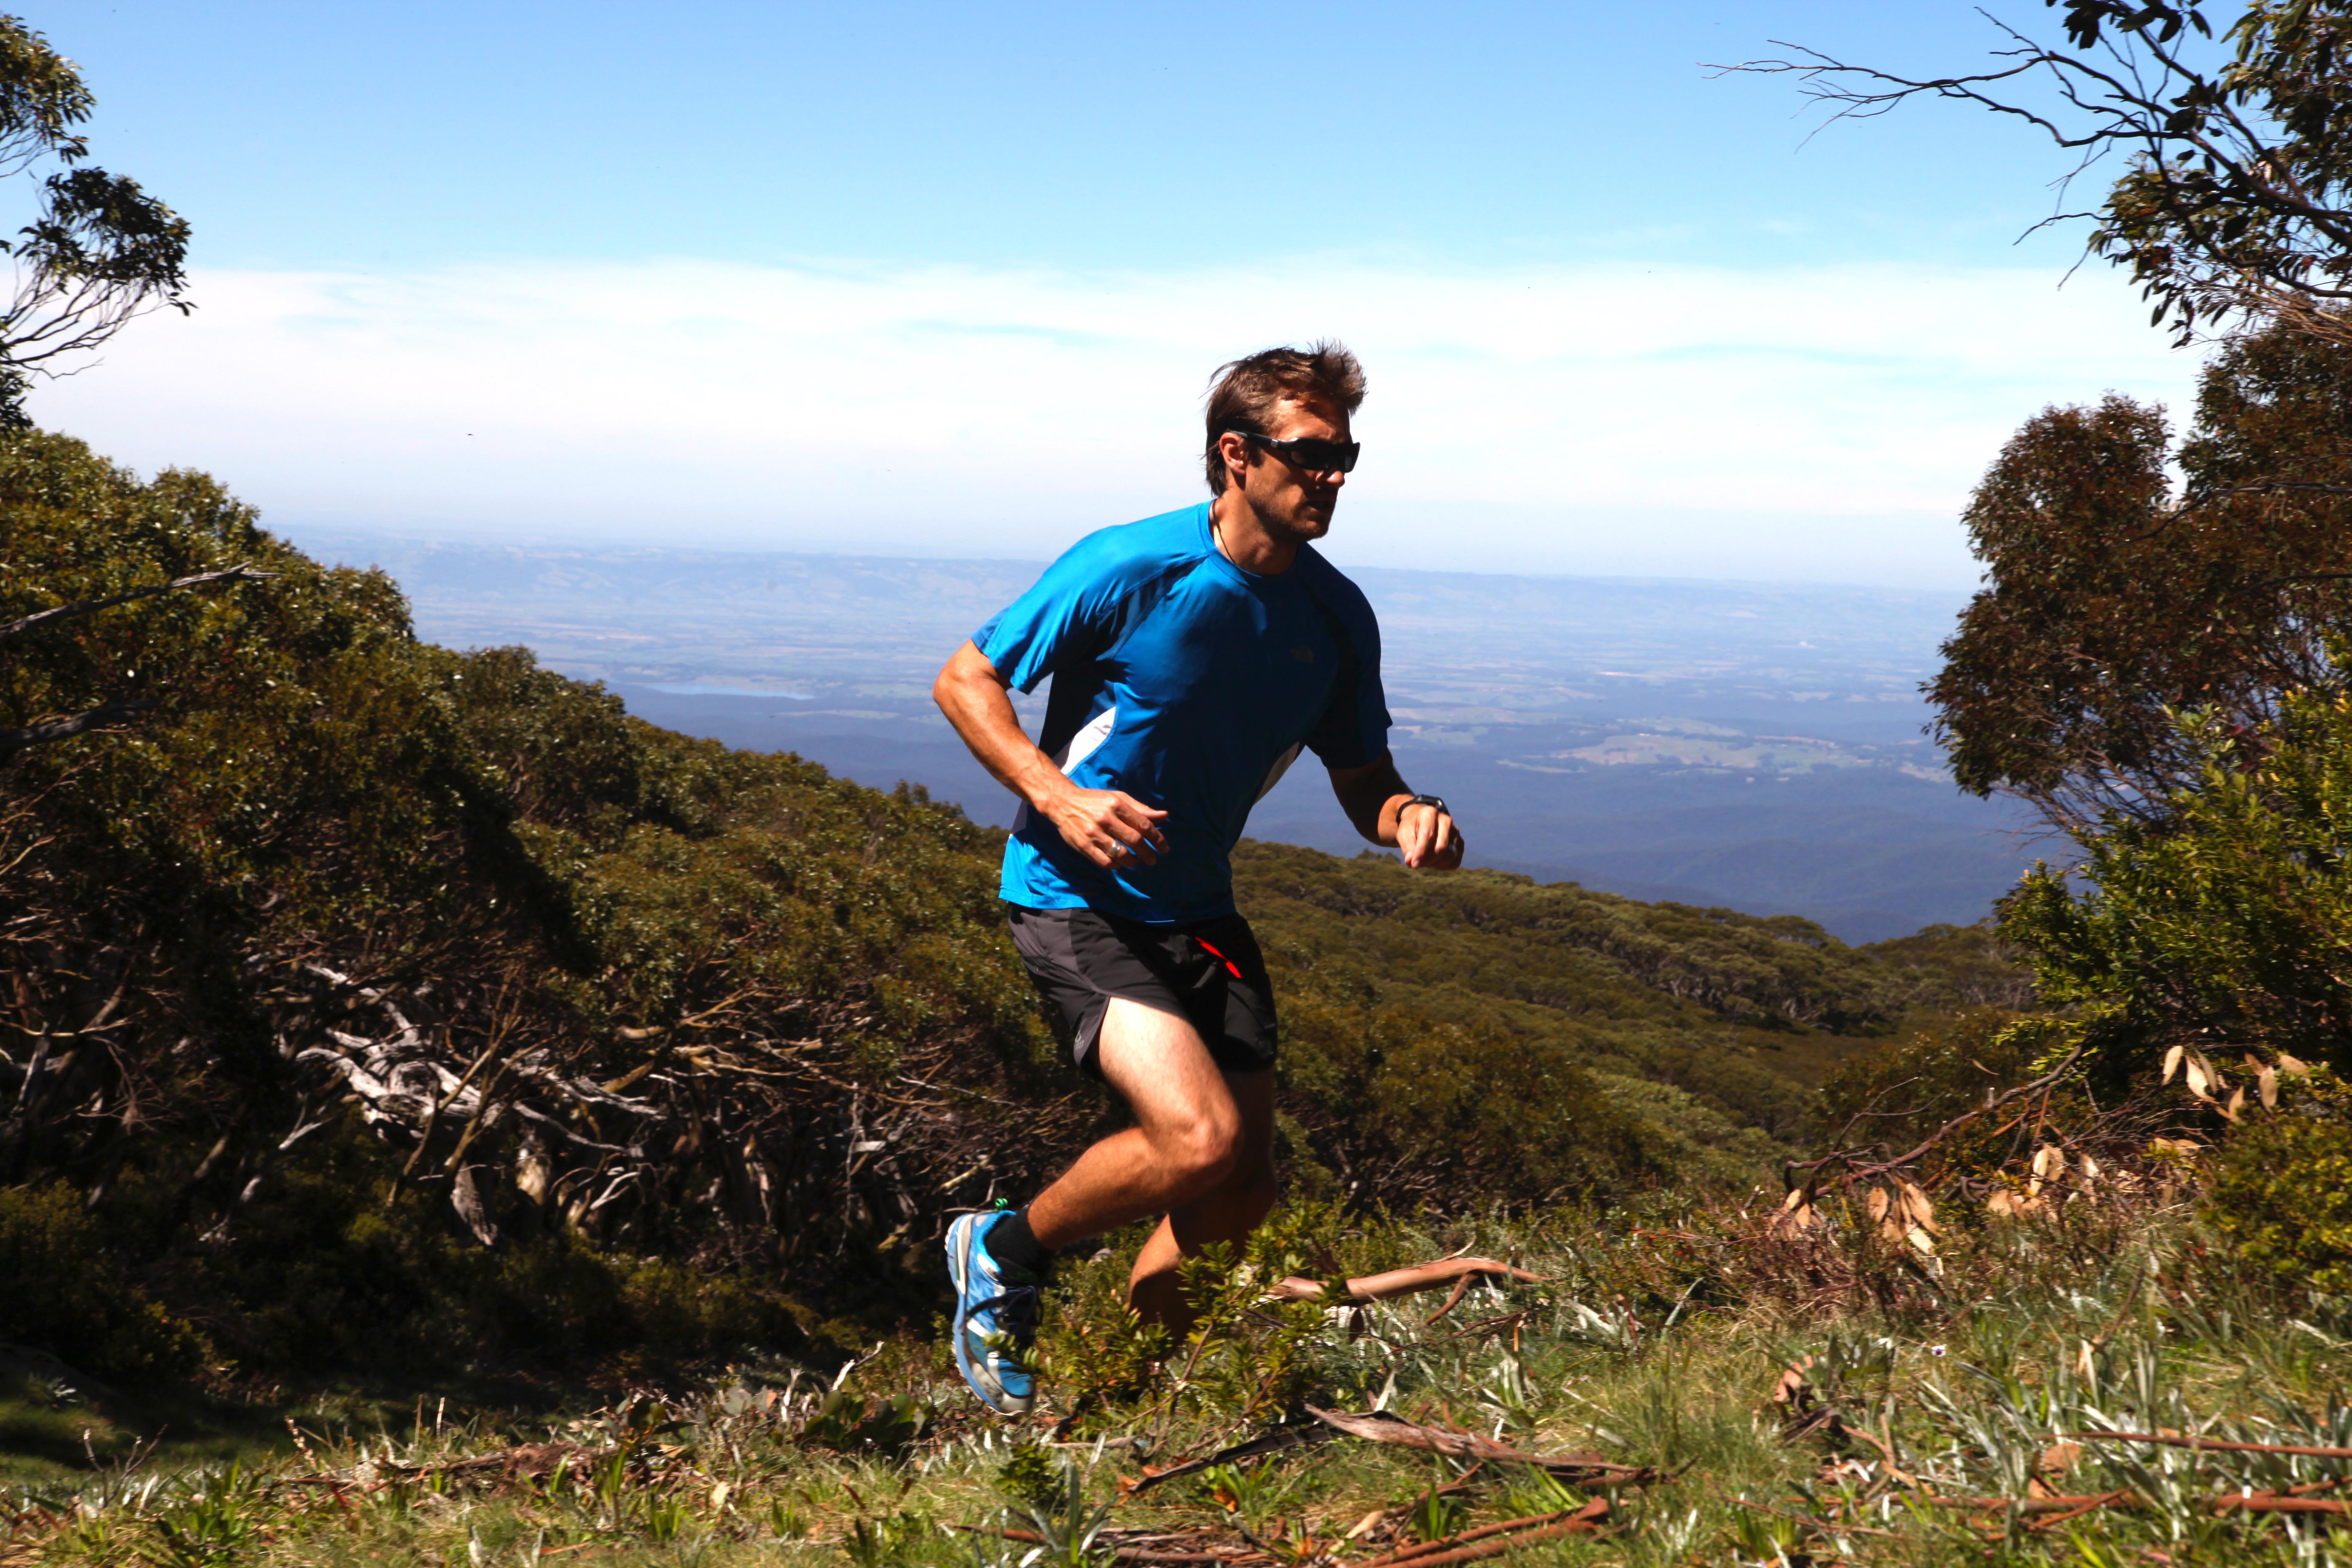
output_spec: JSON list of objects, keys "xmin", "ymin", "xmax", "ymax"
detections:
[
  {"xmin": 1328, "ymin": 754, "xmax": 1465, "ymax": 870},
  {"xmin": 1395, "ymin": 798, "xmax": 1464, "ymax": 870},
  {"xmin": 933, "ymin": 640, "xmax": 1172, "ymax": 871},
  {"xmin": 1040, "ymin": 783, "xmax": 1170, "ymax": 869}
]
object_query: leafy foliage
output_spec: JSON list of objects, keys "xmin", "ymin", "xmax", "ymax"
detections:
[
  {"xmin": 0, "ymin": 430, "xmax": 1074, "ymax": 1377},
  {"xmin": 0, "ymin": 15, "xmax": 187, "ymax": 426},
  {"xmin": 1818, "ymin": 1008, "xmax": 2035, "ymax": 1156},
  {"xmin": 0, "ymin": 1183, "xmax": 203, "ymax": 1380},
  {"xmin": 2001, "ymin": 691, "xmax": 2352, "ymax": 1081},
  {"xmin": 2207, "ymin": 1073, "xmax": 2352, "ymax": 1292},
  {"xmin": 2088, "ymin": 1, "xmax": 2352, "ymax": 343},
  {"xmin": 1932, "ymin": 321, "xmax": 2352, "ymax": 830},
  {"xmin": 1243, "ymin": 845, "xmax": 2017, "ymax": 1199}
]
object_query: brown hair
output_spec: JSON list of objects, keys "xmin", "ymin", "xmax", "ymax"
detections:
[{"xmin": 1202, "ymin": 339, "xmax": 1367, "ymax": 494}]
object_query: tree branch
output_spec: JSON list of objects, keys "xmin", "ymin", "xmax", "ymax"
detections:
[
  {"xmin": 0, "ymin": 563, "xmax": 273, "ymax": 645},
  {"xmin": 0, "ymin": 698, "xmax": 151, "ymax": 756},
  {"xmin": 1789, "ymin": 1034, "xmax": 2092, "ymax": 1183}
]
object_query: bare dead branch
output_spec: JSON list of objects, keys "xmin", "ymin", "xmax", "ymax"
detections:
[
  {"xmin": 1790, "ymin": 1034, "xmax": 2091, "ymax": 1183},
  {"xmin": 1349, "ymin": 1501, "xmax": 1615, "ymax": 1568}
]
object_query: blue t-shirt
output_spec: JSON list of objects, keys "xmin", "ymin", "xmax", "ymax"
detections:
[{"xmin": 974, "ymin": 502, "xmax": 1391, "ymax": 925}]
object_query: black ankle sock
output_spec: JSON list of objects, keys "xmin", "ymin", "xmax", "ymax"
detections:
[{"xmin": 986, "ymin": 1209, "xmax": 1053, "ymax": 1279}]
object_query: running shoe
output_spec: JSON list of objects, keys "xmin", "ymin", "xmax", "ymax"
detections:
[{"xmin": 945, "ymin": 1209, "xmax": 1039, "ymax": 1415}]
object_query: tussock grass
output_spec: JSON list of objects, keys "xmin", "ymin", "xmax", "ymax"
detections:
[{"xmin": 14, "ymin": 1192, "xmax": 2352, "ymax": 1567}]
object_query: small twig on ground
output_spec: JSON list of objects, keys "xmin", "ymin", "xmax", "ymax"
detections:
[
  {"xmin": 2066, "ymin": 1431, "xmax": 2352, "ymax": 1459},
  {"xmin": 1303, "ymin": 1406, "xmax": 1654, "ymax": 1482},
  {"xmin": 1719, "ymin": 1491, "xmax": 1899, "ymax": 1540},
  {"xmin": 1266, "ymin": 1258, "xmax": 1544, "ymax": 1305},
  {"xmin": 1423, "ymin": 1275, "xmax": 1474, "ymax": 1325},
  {"xmin": 1121, "ymin": 1419, "xmax": 1332, "ymax": 1494},
  {"xmin": 965, "ymin": 1526, "xmax": 1230, "ymax": 1564},
  {"xmin": 2024, "ymin": 1489, "xmax": 2141, "ymax": 1533},
  {"xmin": 2214, "ymin": 1492, "xmax": 2352, "ymax": 1515},
  {"xmin": 1351, "ymin": 1499, "xmax": 1612, "ymax": 1568}
]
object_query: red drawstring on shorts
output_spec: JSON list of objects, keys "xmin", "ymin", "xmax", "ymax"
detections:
[{"xmin": 1193, "ymin": 938, "xmax": 1243, "ymax": 979}]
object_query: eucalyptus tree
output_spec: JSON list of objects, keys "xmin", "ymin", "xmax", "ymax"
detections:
[
  {"xmin": 0, "ymin": 12, "xmax": 189, "ymax": 427},
  {"xmin": 1733, "ymin": 1, "xmax": 2352, "ymax": 347}
]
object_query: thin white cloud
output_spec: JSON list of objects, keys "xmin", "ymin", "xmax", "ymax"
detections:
[{"xmin": 36, "ymin": 254, "xmax": 2202, "ymax": 587}]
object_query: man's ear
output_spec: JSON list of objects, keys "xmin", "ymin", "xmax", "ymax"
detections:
[{"xmin": 1219, "ymin": 431, "xmax": 1253, "ymax": 486}]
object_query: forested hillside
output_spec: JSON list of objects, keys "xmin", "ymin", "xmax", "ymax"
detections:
[{"xmin": 0, "ymin": 430, "xmax": 2018, "ymax": 1388}]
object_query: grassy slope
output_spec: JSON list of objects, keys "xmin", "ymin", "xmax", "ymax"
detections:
[{"xmin": 18, "ymin": 1194, "xmax": 2349, "ymax": 1567}]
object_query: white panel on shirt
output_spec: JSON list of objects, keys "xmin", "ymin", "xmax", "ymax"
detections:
[{"xmin": 1011, "ymin": 706, "xmax": 1119, "ymax": 834}]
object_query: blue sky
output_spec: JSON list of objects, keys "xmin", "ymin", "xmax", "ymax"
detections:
[{"xmin": 31, "ymin": 2, "xmax": 2215, "ymax": 586}]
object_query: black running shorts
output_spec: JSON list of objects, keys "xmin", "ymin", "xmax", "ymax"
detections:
[{"xmin": 1005, "ymin": 904, "xmax": 1277, "ymax": 1078}]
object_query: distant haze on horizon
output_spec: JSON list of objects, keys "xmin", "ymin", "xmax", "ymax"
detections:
[
  {"xmin": 44, "ymin": 256, "xmax": 2190, "ymax": 592},
  {"xmin": 287, "ymin": 521, "xmax": 1988, "ymax": 604},
  {"xmin": 31, "ymin": 1, "xmax": 2219, "ymax": 589}
]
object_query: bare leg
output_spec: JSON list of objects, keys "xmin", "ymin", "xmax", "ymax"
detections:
[
  {"xmin": 1021, "ymin": 999, "xmax": 1278, "ymax": 1331},
  {"xmin": 1126, "ymin": 1069, "xmax": 1276, "ymax": 1335}
]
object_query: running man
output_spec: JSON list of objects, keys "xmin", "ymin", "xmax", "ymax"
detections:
[{"xmin": 932, "ymin": 341, "xmax": 1464, "ymax": 1415}]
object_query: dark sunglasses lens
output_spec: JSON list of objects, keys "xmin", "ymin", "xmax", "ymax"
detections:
[{"xmin": 1289, "ymin": 438, "xmax": 1359, "ymax": 473}]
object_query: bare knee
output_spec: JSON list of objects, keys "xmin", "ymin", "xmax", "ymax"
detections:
[{"xmin": 1157, "ymin": 1108, "xmax": 1243, "ymax": 1197}]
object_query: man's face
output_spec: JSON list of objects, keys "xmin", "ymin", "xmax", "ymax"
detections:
[{"xmin": 1232, "ymin": 394, "xmax": 1350, "ymax": 544}]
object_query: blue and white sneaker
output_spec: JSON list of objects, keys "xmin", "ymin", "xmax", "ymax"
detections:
[{"xmin": 945, "ymin": 1210, "xmax": 1039, "ymax": 1415}]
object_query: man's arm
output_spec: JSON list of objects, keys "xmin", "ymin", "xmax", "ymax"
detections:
[
  {"xmin": 932, "ymin": 640, "xmax": 1170, "ymax": 869},
  {"xmin": 1328, "ymin": 752, "xmax": 1464, "ymax": 870}
]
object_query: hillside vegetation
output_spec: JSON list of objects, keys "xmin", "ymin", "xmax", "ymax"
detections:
[
  {"xmin": 13, "ymin": 356, "xmax": 2352, "ymax": 1563},
  {"xmin": 0, "ymin": 431, "xmax": 2019, "ymax": 1394}
]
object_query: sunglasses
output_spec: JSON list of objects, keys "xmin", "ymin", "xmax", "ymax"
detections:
[{"xmin": 1232, "ymin": 430, "xmax": 1361, "ymax": 474}]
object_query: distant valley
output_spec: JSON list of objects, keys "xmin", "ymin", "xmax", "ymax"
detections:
[{"xmin": 293, "ymin": 529, "xmax": 2041, "ymax": 941}]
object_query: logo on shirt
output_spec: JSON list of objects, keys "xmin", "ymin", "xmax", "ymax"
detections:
[{"xmin": 1290, "ymin": 645, "xmax": 1315, "ymax": 663}]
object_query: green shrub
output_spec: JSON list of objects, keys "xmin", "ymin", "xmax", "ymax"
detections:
[
  {"xmin": 2000, "ymin": 693, "xmax": 2352, "ymax": 1086},
  {"xmin": 0, "ymin": 1184, "xmax": 204, "ymax": 1380},
  {"xmin": 2206, "ymin": 1084, "xmax": 2352, "ymax": 1293},
  {"xmin": 1818, "ymin": 1008, "xmax": 2029, "ymax": 1151}
]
